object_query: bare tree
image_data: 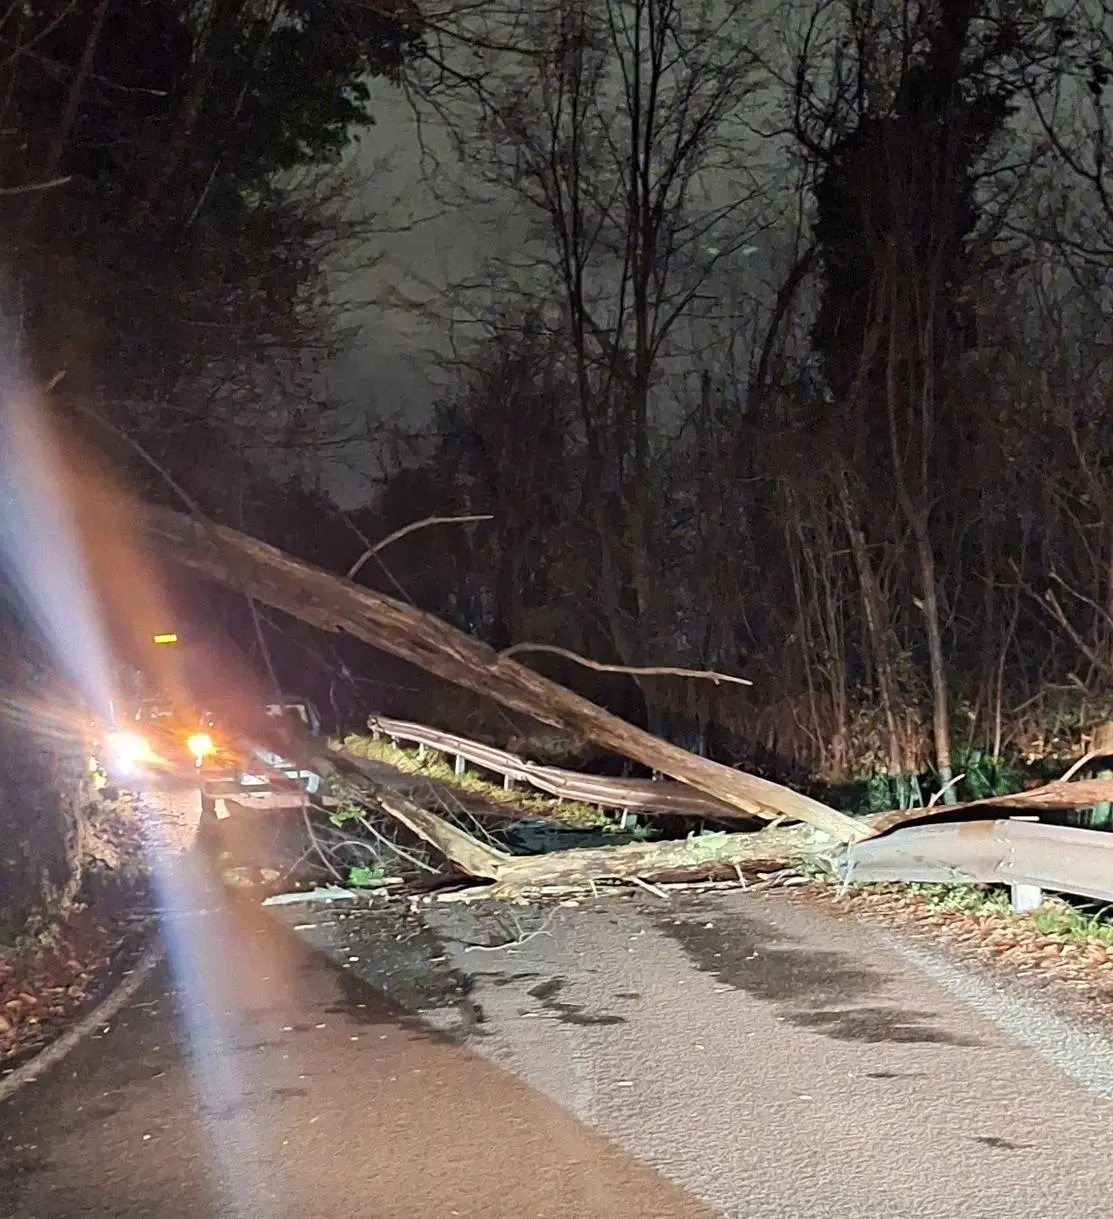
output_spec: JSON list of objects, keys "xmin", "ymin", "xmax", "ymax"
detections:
[
  {"xmin": 787, "ymin": 0, "xmax": 1051, "ymax": 798},
  {"xmin": 460, "ymin": 0, "xmax": 765, "ymax": 730}
]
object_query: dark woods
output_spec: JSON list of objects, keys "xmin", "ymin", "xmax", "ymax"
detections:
[
  {"xmin": 4, "ymin": 1, "xmax": 1113, "ymax": 825},
  {"xmin": 0, "ymin": 0, "xmax": 420, "ymax": 505},
  {"xmin": 0, "ymin": 1, "xmax": 423, "ymax": 928},
  {"xmin": 360, "ymin": 1, "xmax": 1113, "ymax": 806}
]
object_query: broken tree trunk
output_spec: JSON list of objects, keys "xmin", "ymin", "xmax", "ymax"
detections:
[
  {"xmin": 144, "ymin": 506, "xmax": 867, "ymax": 842},
  {"xmin": 313, "ymin": 748, "xmax": 826, "ymax": 893},
  {"xmin": 865, "ymin": 776, "xmax": 1113, "ymax": 834},
  {"xmin": 491, "ymin": 826, "xmax": 824, "ymax": 893}
]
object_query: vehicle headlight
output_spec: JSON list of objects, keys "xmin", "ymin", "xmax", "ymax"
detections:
[
  {"xmin": 106, "ymin": 731, "xmax": 151, "ymax": 769},
  {"xmin": 187, "ymin": 732, "xmax": 215, "ymax": 760}
]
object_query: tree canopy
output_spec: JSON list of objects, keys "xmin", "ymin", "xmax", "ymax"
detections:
[{"xmin": 2, "ymin": 0, "xmax": 423, "ymax": 507}]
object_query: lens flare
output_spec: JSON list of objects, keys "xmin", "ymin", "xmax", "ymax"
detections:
[
  {"xmin": 106, "ymin": 730, "xmax": 152, "ymax": 769},
  {"xmin": 0, "ymin": 362, "xmax": 114, "ymax": 717},
  {"xmin": 0, "ymin": 318, "xmax": 272, "ymax": 1215},
  {"xmin": 187, "ymin": 731, "xmax": 214, "ymax": 759}
]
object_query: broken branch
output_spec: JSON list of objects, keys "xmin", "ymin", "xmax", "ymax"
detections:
[
  {"xmin": 500, "ymin": 642, "xmax": 753, "ymax": 686},
  {"xmin": 331, "ymin": 749, "xmax": 827, "ymax": 892},
  {"xmin": 347, "ymin": 514, "xmax": 493, "ymax": 581},
  {"xmin": 0, "ymin": 175, "xmax": 72, "ymax": 196}
]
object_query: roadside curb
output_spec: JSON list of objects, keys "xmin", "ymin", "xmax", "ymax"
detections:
[{"xmin": 0, "ymin": 936, "xmax": 165, "ymax": 1106}]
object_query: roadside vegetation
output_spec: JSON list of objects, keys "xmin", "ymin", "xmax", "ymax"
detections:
[
  {"xmin": 343, "ymin": 733, "xmax": 636, "ymax": 833},
  {"xmin": 810, "ymin": 878, "xmax": 1113, "ymax": 1001}
]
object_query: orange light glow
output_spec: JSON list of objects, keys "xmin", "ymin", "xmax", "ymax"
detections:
[{"xmin": 187, "ymin": 731, "xmax": 214, "ymax": 759}]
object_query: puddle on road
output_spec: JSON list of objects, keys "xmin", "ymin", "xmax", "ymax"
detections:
[
  {"xmin": 658, "ymin": 904, "xmax": 981, "ymax": 1046},
  {"xmin": 270, "ymin": 1085, "xmax": 308, "ymax": 1101},
  {"xmin": 528, "ymin": 977, "xmax": 564, "ymax": 1001},
  {"xmin": 301, "ymin": 904, "xmax": 488, "ymax": 1042},
  {"xmin": 790, "ymin": 1005, "xmax": 979, "ymax": 1044},
  {"xmin": 471, "ymin": 970, "xmax": 542, "ymax": 989}
]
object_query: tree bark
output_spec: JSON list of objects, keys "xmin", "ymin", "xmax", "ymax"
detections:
[
  {"xmin": 143, "ymin": 505, "xmax": 869, "ymax": 842},
  {"xmin": 916, "ymin": 525, "xmax": 956, "ymax": 800},
  {"xmin": 315, "ymin": 746, "xmax": 824, "ymax": 891},
  {"xmin": 837, "ymin": 473, "xmax": 904, "ymax": 777}
]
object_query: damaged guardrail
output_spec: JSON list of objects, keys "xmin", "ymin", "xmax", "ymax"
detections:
[
  {"xmin": 366, "ymin": 715, "xmax": 756, "ymax": 824},
  {"xmin": 836, "ymin": 818, "xmax": 1113, "ymax": 907}
]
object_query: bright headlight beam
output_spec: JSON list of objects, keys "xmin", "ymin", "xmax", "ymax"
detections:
[
  {"xmin": 187, "ymin": 731, "xmax": 214, "ymax": 759},
  {"xmin": 107, "ymin": 730, "xmax": 151, "ymax": 764}
]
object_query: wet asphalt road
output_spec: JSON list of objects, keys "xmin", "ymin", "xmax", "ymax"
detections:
[
  {"xmin": 0, "ymin": 852, "xmax": 715, "ymax": 1219},
  {"xmin": 7, "ymin": 853, "xmax": 1113, "ymax": 1218},
  {"xmin": 289, "ymin": 887, "xmax": 1113, "ymax": 1219}
]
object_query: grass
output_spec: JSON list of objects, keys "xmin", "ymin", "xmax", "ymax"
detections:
[
  {"xmin": 899, "ymin": 881, "xmax": 1113, "ymax": 947},
  {"xmin": 342, "ymin": 733, "xmax": 628, "ymax": 833}
]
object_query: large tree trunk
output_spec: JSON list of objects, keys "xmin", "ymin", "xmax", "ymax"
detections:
[
  {"xmin": 143, "ymin": 506, "xmax": 868, "ymax": 842},
  {"xmin": 314, "ymin": 747, "xmax": 826, "ymax": 894}
]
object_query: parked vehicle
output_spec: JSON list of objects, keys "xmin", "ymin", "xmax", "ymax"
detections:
[
  {"xmin": 90, "ymin": 631, "xmax": 325, "ymax": 808},
  {"xmin": 198, "ymin": 696, "xmax": 326, "ymax": 820},
  {"xmin": 89, "ymin": 631, "xmax": 220, "ymax": 789}
]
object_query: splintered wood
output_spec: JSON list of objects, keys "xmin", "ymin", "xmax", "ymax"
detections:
[
  {"xmin": 143, "ymin": 505, "xmax": 866, "ymax": 843},
  {"xmin": 311, "ymin": 746, "xmax": 827, "ymax": 897}
]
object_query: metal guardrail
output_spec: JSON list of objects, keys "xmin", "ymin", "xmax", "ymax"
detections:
[
  {"xmin": 366, "ymin": 717, "xmax": 1113, "ymax": 908},
  {"xmin": 838, "ymin": 818, "xmax": 1113, "ymax": 906},
  {"xmin": 365, "ymin": 716, "xmax": 757, "ymax": 823}
]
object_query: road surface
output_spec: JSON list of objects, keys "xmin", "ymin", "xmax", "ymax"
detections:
[
  {"xmin": 6, "ymin": 851, "xmax": 1113, "ymax": 1217},
  {"xmin": 284, "ymin": 886, "xmax": 1113, "ymax": 1218}
]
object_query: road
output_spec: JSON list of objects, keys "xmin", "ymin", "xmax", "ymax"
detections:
[
  {"xmin": 6, "ymin": 849, "xmax": 1113, "ymax": 1217},
  {"xmin": 0, "ymin": 849, "xmax": 715, "ymax": 1219},
  {"xmin": 288, "ymin": 886, "xmax": 1113, "ymax": 1219}
]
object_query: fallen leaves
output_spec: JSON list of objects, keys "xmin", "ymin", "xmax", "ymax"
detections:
[
  {"xmin": 805, "ymin": 881, "xmax": 1113, "ymax": 1002},
  {"xmin": 0, "ymin": 900, "xmax": 150, "ymax": 1068}
]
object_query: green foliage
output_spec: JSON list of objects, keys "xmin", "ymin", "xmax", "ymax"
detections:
[
  {"xmin": 227, "ymin": 1, "xmax": 422, "ymax": 181},
  {"xmin": 956, "ymin": 748, "xmax": 1024, "ymax": 801},
  {"xmin": 905, "ymin": 883, "xmax": 1113, "ymax": 949},
  {"xmin": 905, "ymin": 883, "xmax": 1014, "ymax": 917},
  {"xmin": 328, "ymin": 799, "xmax": 365, "ymax": 830},
  {"xmin": 1030, "ymin": 903, "xmax": 1113, "ymax": 947},
  {"xmin": 347, "ymin": 864, "xmax": 389, "ymax": 889}
]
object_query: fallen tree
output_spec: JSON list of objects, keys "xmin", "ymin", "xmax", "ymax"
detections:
[
  {"xmin": 865, "ymin": 777, "xmax": 1113, "ymax": 833},
  {"xmin": 143, "ymin": 506, "xmax": 867, "ymax": 843},
  {"xmin": 311, "ymin": 746, "xmax": 828, "ymax": 896}
]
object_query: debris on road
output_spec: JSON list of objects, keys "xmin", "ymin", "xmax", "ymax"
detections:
[
  {"xmin": 262, "ymin": 886, "xmax": 361, "ymax": 906},
  {"xmin": 302, "ymin": 746, "xmax": 836, "ymax": 898}
]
